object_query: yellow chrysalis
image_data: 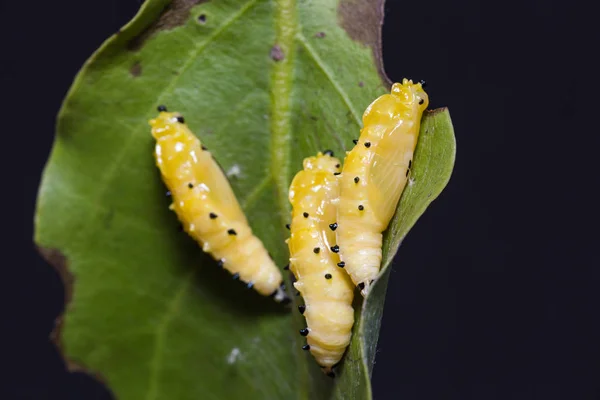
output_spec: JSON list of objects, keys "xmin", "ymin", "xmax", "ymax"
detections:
[
  {"xmin": 287, "ymin": 151, "xmax": 354, "ymax": 375},
  {"xmin": 150, "ymin": 107, "xmax": 286, "ymax": 301},
  {"xmin": 337, "ymin": 79, "xmax": 429, "ymax": 296}
]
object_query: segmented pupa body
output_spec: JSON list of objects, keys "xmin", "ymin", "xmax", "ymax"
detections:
[
  {"xmin": 150, "ymin": 109, "xmax": 286, "ymax": 301},
  {"xmin": 287, "ymin": 152, "xmax": 354, "ymax": 374},
  {"xmin": 337, "ymin": 79, "xmax": 429, "ymax": 296}
]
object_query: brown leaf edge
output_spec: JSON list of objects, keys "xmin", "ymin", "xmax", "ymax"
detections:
[
  {"xmin": 338, "ymin": 0, "xmax": 391, "ymax": 87},
  {"xmin": 127, "ymin": 0, "xmax": 208, "ymax": 51},
  {"xmin": 36, "ymin": 246, "xmax": 113, "ymax": 392}
]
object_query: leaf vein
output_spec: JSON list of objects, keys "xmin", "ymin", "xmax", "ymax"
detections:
[
  {"xmin": 240, "ymin": 174, "xmax": 272, "ymax": 210},
  {"xmin": 145, "ymin": 271, "xmax": 194, "ymax": 400},
  {"xmin": 295, "ymin": 32, "xmax": 362, "ymax": 126}
]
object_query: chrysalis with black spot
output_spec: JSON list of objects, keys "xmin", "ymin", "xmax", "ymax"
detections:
[
  {"xmin": 287, "ymin": 152, "xmax": 354, "ymax": 374},
  {"xmin": 150, "ymin": 110, "xmax": 286, "ymax": 301},
  {"xmin": 337, "ymin": 79, "xmax": 428, "ymax": 296}
]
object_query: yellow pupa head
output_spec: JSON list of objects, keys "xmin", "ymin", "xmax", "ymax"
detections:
[
  {"xmin": 391, "ymin": 78, "xmax": 429, "ymax": 109},
  {"xmin": 362, "ymin": 78, "xmax": 428, "ymax": 125},
  {"xmin": 302, "ymin": 150, "xmax": 340, "ymax": 174},
  {"xmin": 149, "ymin": 105, "xmax": 186, "ymax": 140}
]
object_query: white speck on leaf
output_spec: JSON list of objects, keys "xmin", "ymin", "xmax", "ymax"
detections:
[
  {"xmin": 227, "ymin": 347, "xmax": 241, "ymax": 364},
  {"xmin": 227, "ymin": 164, "xmax": 241, "ymax": 178},
  {"xmin": 408, "ymin": 177, "xmax": 416, "ymax": 187}
]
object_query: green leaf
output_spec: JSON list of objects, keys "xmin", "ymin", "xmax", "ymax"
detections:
[{"xmin": 34, "ymin": 0, "xmax": 456, "ymax": 399}]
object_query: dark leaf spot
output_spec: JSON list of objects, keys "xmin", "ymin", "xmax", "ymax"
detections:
[
  {"xmin": 130, "ymin": 61, "xmax": 142, "ymax": 77},
  {"xmin": 128, "ymin": 0, "xmax": 207, "ymax": 51},
  {"xmin": 270, "ymin": 44, "xmax": 285, "ymax": 61}
]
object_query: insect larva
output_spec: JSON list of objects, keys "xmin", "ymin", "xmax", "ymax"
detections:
[
  {"xmin": 150, "ymin": 108, "xmax": 286, "ymax": 301},
  {"xmin": 337, "ymin": 79, "xmax": 429, "ymax": 296},
  {"xmin": 287, "ymin": 151, "xmax": 354, "ymax": 374}
]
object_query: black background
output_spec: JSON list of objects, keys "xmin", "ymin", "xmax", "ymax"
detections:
[{"xmin": 2, "ymin": 0, "xmax": 599, "ymax": 399}]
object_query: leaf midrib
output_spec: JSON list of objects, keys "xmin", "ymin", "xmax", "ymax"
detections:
[{"xmin": 268, "ymin": 0, "xmax": 307, "ymax": 398}]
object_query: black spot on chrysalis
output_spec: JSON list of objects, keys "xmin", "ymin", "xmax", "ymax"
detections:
[
  {"xmin": 300, "ymin": 328, "xmax": 309, "ymax": 336},
  {"xmin": 325, "ymin": 273, "xmax": 332, "ymax": 280},
  {"xmin": 157, "ymin": 105, "xmax": 167, "ymax": 112},
  {"xmin": 330, "ymin": 245, "xmax": 339, "ymax": 253},
  {"xmin": 337, "ymin": 261, "xmax": 345, "ymax": 268},
  {"xmin": 298, "ymin": 305, "xmax": 306, "ymax": 314},
  {"xmin": 329, "ymin": 223, "xmax": 338, "ymax": 231}
]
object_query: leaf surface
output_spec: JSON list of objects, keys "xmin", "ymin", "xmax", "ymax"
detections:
[{"xmin": 35, "ymin": 0, "xmax": 456, "ymax": 398}]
